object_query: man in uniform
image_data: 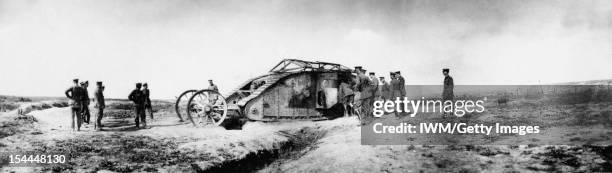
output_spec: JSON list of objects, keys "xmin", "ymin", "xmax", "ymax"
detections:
[
  {"xmin": 208, "ymin": 79, "xmax": 219, "ymax": 92},
  {"xmin": 82, "ymin": 81, "xmax": 91, "ymax": 124},
  {"xmin": 65, "ymin": 79, "xmax": 85, "ymax": 131},
  {"xmin": 142, "ymin": 83, "xmax": 153, "ymax": 119},
  {"xmin": 442, "ymin": 68, "xmax": 454, "ymax": 117},
  {"xmin": 379, "ymin": 76, "xmax": 390, "ymax": 101},
  {"xmin": 369, "ymin": 72, "xmax": 379, "ymax": 100},
  {"xmin": 338, "ymin": 77, "xmax": 355, "ymax": 117},
  {"xmin": 354, "ymin": 66, "xmax": 373, "ymax": 122},
  {"xmin": 395, "ymin": 71, "xmax": 406, "ymax": 98},
  {"xmin": 128, "ymin": 83, "xmax": 146, "ymax": 128},
  {"xmin": 94, "ymin": 81, "xmax": 105, "ymax": 130},
  {"xmin": 395, "ymin": 71, "xmax": 407, "ymax": 116}
]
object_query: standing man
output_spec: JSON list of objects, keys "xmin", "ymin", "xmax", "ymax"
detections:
[
  {"xmin": 442, "ymin": 68, "xmax": 454, "ymax": 117},
  {"xmin": 395, "ymin": 71, "xmax": 406, "ymax": 116},
  {"xmin": 94, "ymin": 81, "xmax": 105, "ymax": 130},
  {"xmin": 354, "ymin": 66, "xmax": 373, "ymax": 121},
  {"xmin": 82, "ymin": 81, "xmax": 91, "ymax": 124},
  {"xmin": 208, "ymin": 79, "xmax": 219, "ymax": 103},
  {"xmin": 142, "ymin": 83, "xmax": 153, "ymax": 119},
  {"xmin": 129, "ymin": 83, "xmax": 146, "ymax": 128},
  {"xmin": 369, "ymin": 72, "xmax": 379, "ymax": 100},
  {"xmin": 379, "ymin": 76, "xmax": 390, "ymax": 101},
  {"xmin": 395, "ymin": 71, "xmax": 406, "ymax": 99},
  {"xmin": 208, "ymin": 79, "xmax": 219, "ymax": 92},
  {"xmin": 390, "ymin": 72, "xmax": 402, "ymax": 116},
  {"xmin": 338, "ymin": 78, "xmax": 355, "ymax": 117},
  {"xmin": 65, "ymin": 79, "xmax": 85, "ymax": 131}
]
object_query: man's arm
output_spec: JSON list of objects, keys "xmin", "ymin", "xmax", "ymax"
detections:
[
  {"xmin": 65, "ymin": 88, "xmax": 72, "ymax": 99},
  {"xmin": 128, "ymin": 90, "xmax": 135, "ymax": 101}
]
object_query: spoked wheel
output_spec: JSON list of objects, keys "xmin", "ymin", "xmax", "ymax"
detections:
[
  {"xmin": 186, "ymin": 89, "xmax": 228, "ymax": 126},
  {"xmin": 174, "ymin": 89, "xmax": 198, "ymax": 122}
]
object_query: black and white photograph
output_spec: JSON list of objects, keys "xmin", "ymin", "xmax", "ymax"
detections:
[{"xmin": 1, "ymin": 0, "xmax": 611, "ymax": 172}]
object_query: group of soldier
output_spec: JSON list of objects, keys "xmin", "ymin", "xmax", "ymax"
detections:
[
  {"xmin": 65, "ymin": 79, "xmax": 104, "ymax": 131},
  {"xmin": 339, "ymin": 66, "xmax": 454, "ymax": 121},
  {"xmin": 128, "ymin": 83, "xmax": 154, "ymax": 129},
  {"xmin": 65, "ymin": 79, "xmax": 153, "ymax": 131}
]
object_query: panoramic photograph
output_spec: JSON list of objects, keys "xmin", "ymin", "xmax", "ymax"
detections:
[{"xmin": 1, "ymin": 0, "xmax": 611, "ymax": 172}]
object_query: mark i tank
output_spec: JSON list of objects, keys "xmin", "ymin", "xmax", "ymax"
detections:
[{"xmin": 175, "ymin": 59, "xmax": 356, "ymax": 128}]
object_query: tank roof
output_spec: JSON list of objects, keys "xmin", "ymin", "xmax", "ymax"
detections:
[{"xmin": 269, "ymin": 59, "xmax": 352, "ymax": 73}]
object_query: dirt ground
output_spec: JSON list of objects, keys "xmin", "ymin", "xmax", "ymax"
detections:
[{"xmin": 0, "ymin": 98, "xmax": 611, "ymax": 172}]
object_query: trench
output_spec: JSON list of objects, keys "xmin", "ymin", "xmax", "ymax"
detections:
[{"xmin": 197, "ymin": 127, "xmax": 327, "ymax": 173}]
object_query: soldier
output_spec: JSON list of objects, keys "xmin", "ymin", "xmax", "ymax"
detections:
[
  {"xmin": 94, "ymin": 81, "xmax": 105, "ymax": 130},
  {"xmin": 354, "ymin": 66, "xmax": 373, "ymax": 122},
  {"xmin": 369, "ymin": 72, "xmax": 379, "ymax": 100},
  {"xmin": 338, "ymin": 78, "xmax": 355, "ymax": 117},
  {"xmin": 142, "ymin": 83, "xmax": 153, "ymax": 119},
  {"xmin": 442, "ymin": 68, "xmax": 454, "ymax": 117},
  {"xmin": 379, "ymin": 76, "xmax": 390, "ymax": 101},
  {"xmin": 208, "ymin": 79, "xmax": 219, "ymax": 92},
  {"xmin": 390, "ymin": 72, "xmax": 401, "ymax": 116},
  {"xmin": 128, "ymin": 83, "xmax": 146, "ymax": 128},
  {"xmin": 395, "ymin": 71, "xmax": 406, "ymax": 98},
  {"xmin": 82, "ymin": 81, "xmax": 91, "ymax": 124},
  {"xmin": 65, "ymin": 79, "xmax": 85, "ymax": 131}
]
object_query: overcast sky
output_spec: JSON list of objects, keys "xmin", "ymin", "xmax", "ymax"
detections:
[{"xmin": 1, "ymin": 0, "xmax": 611, "ymax": 99}]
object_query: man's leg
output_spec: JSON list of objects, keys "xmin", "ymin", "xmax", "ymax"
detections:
[
  {"xmin": 96, "ymin": 108, "xmax": 104, "ymax": 129},
  {"xmin": 134, "ymin": 107, "xmax": 140, "ymax": 128},
  {"xmin": 77, "ymin": 109, "xmax": 82, "ymax": 131},
  {"xmin": 147, "ymin": 107, "xmax": 153, "ymax": 119},
  {"xmin": 140, "ymin": 107, "xmax": 147, "ymax": 127},
  {"xmin": 85, "ymin": 107, "xmax": 91, "ymax": 124},
  {"xmin": 71, "ymin": 109, "xmax": 76, "ymax": 130}
]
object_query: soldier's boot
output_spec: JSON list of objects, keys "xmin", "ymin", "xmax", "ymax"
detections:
[{"xmin": 135, "ymin": 115, "xmax": 140, "ymax": 128}]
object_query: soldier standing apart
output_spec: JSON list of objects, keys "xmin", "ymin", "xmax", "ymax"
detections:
[
  {"xmin": 65, "ymin": 79, "xmax": 85, "ymax": 131},
  {"xmin": 442, "ymin": 68, "xmax": 454, "ymax": 117},
  {"xmin": 379, "ymin": 76, "xmax": 390, "ymax": 101},
  {"xmin": 82, "ymin": 81, "xmax": 91, "ymax": 124},
  {"xmin": 129, "ymin": 83, "xmax": 146, "ymax": 128},
  {"xmin": 94, "ymin": 81, "xmax": 105, "ymax": 130},
  {"xmin": 369, "ymin": 72, "xmax": 379, "ymax": 100},
  {"xmin": 142, "ymin": 83, "xmax": 153, "ymax": 119}
]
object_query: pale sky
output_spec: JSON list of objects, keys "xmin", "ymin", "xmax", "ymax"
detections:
[{"xmin": 1, "ymin": 0, "xmax": 611, "ymax": 99}]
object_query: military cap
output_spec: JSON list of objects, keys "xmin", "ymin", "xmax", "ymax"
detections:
[
  {"xmin": 354, "ymin": 66, "xmax": 363, "ymax": 70},
  {"xmin": 143, "ymin": 83, "xmax": 148, "ymax": 86},
  {"xmin": 442, "ymin": 68, "xmax": 450, "ymax": 73},
  {"xmin": 369, "ymin": 72, "xmax": 375, "ymax": 75},
  {"xmin": 136, "ymin": 83, "xmax": 142, "ymax": 87},
  {"xmin": 395, "ymin": 71, "xmax": 401, "ymax": 75},
  {"xmin": 208, "ymin": 79, "xmax": 213, "ymax": 81},
  {"xmin": 379, "ymin": 76, "xmax": 385, "ymax": 79},
  {"xmin": 390, "ymin": 72, "xmax": 395, "ymax": 75},
  {"xmin": 96, "ymin": 81, "xmax": 103, "ymax": 85},
  {"xmin": 80, "ymin": 82, "xmax": 86, "ymax": 85},
  {"xmin": 73, "ymin": 79, "xmax": 79, "ymax": 83}
]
